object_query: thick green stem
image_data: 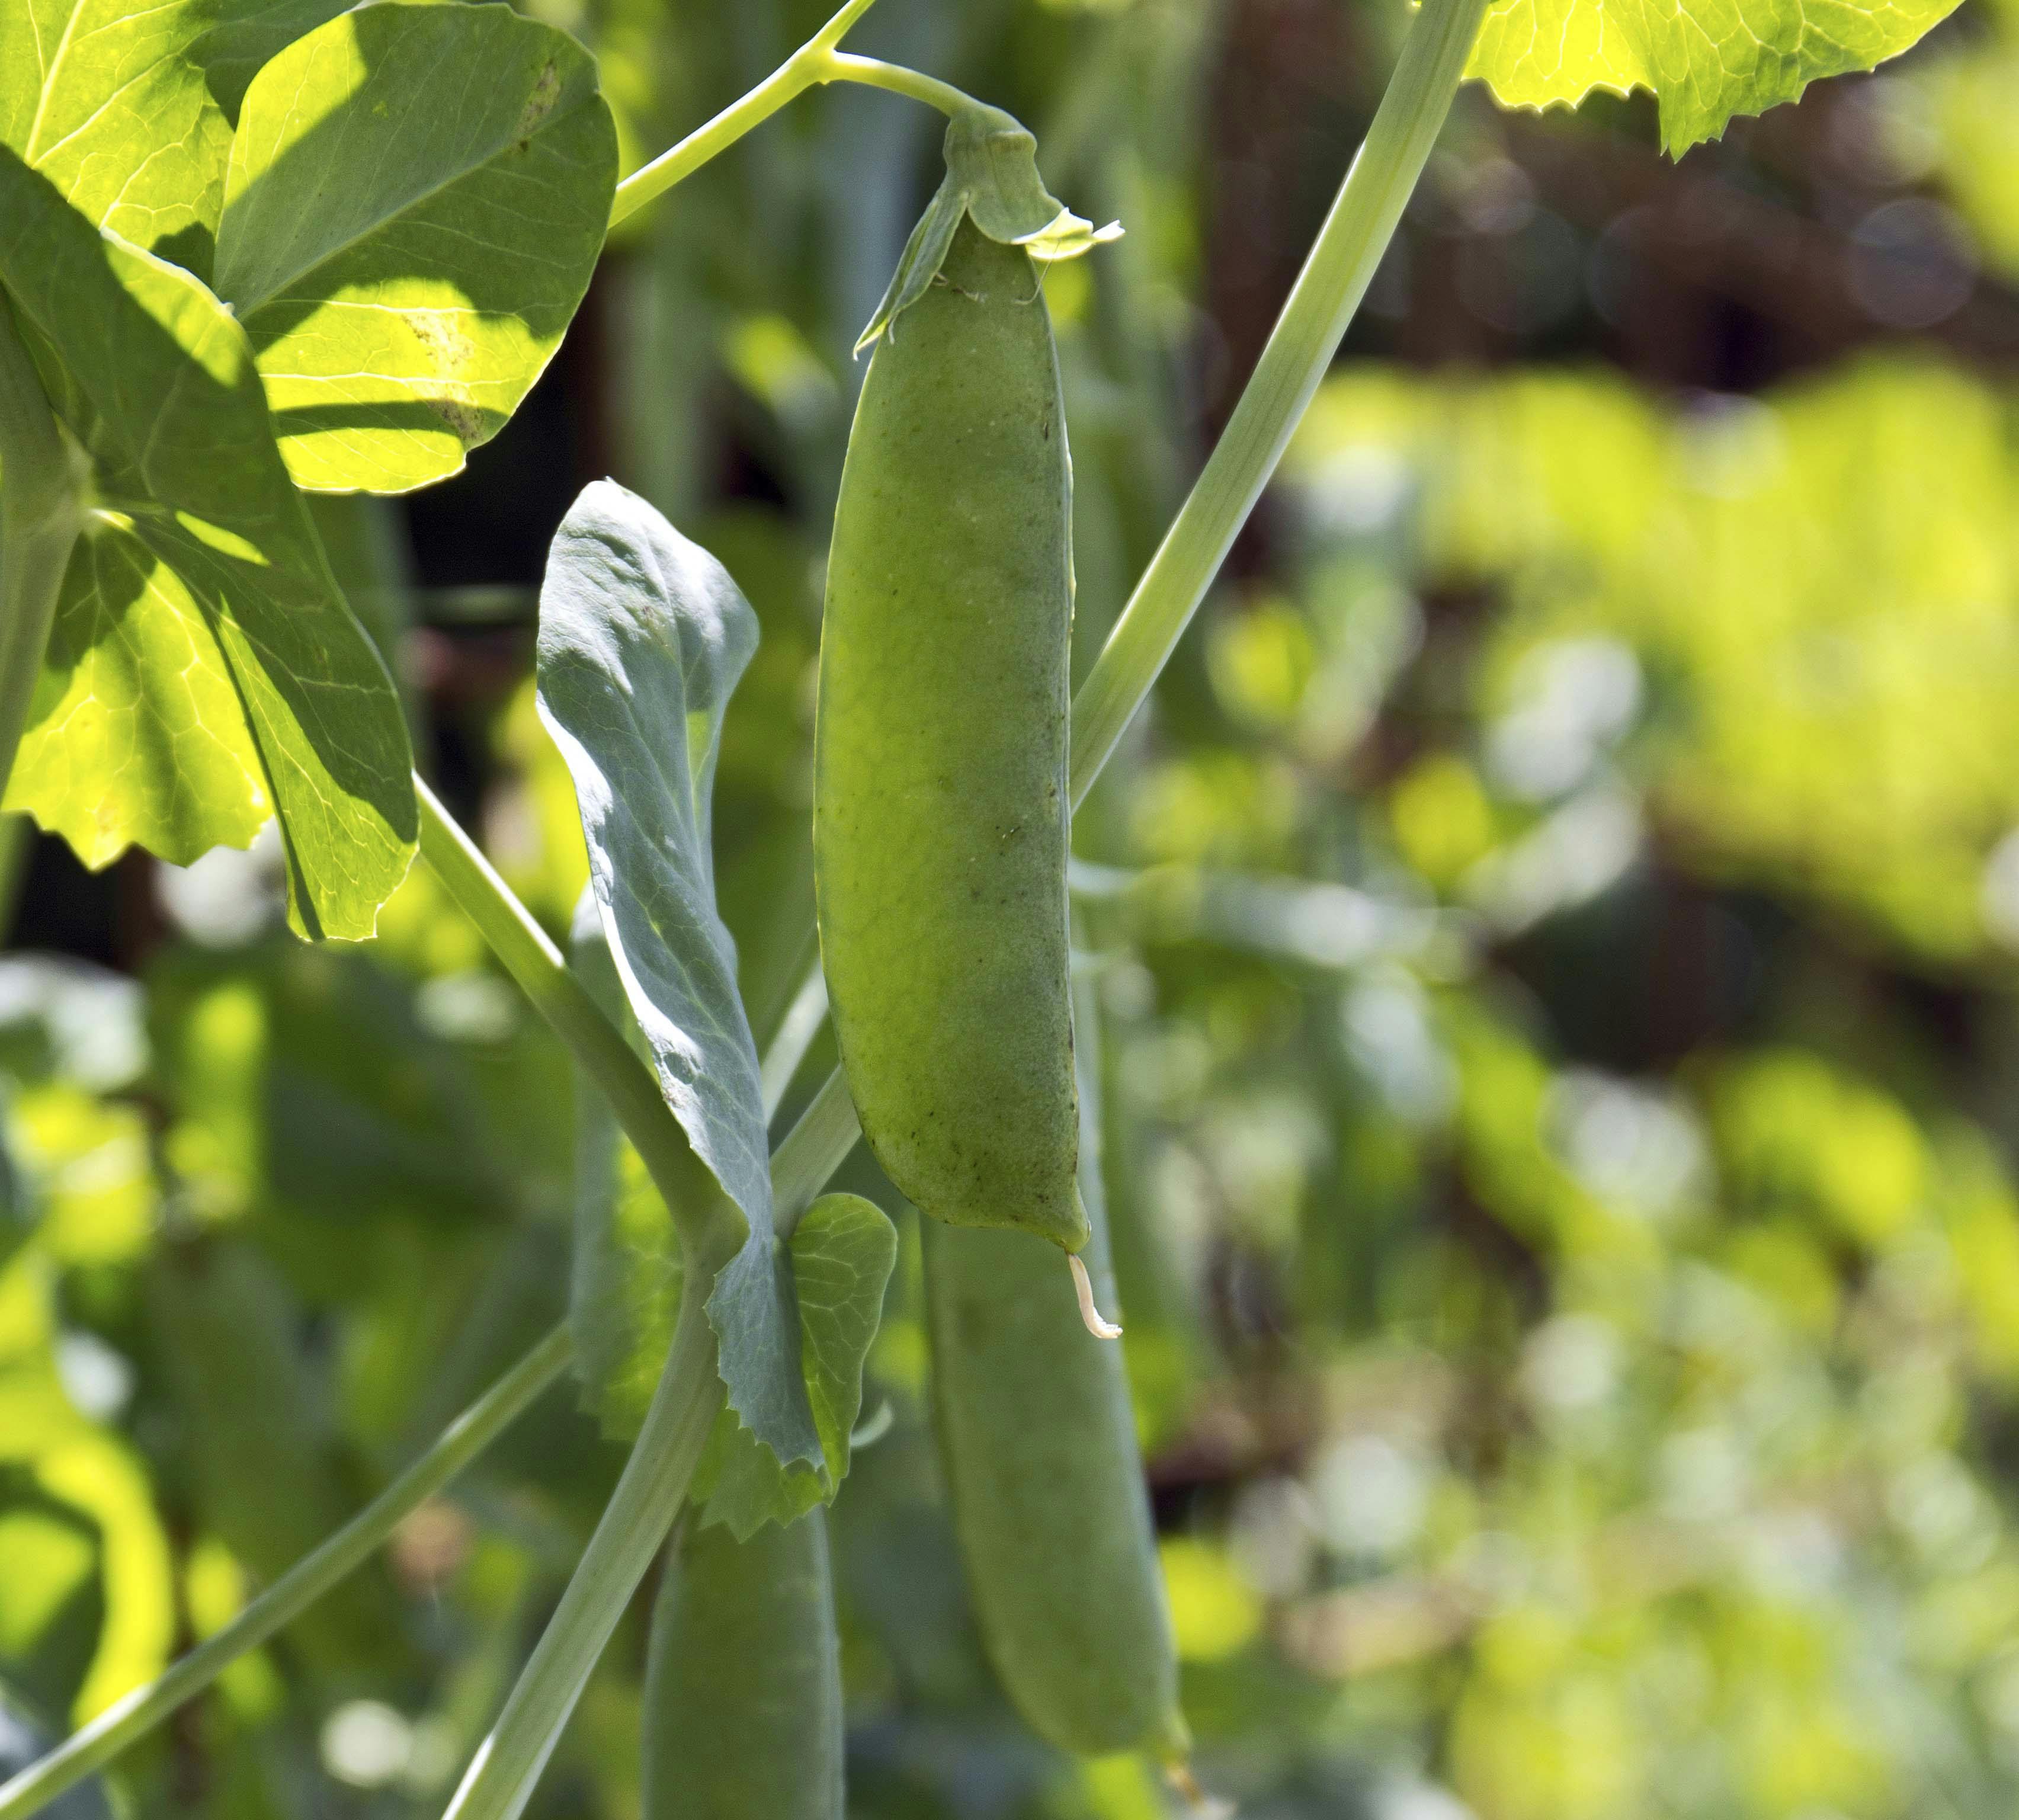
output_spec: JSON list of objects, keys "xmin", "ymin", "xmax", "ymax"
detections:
[
  {"xmin": 0, "ymin": 1326, "xmax": 573, "ymax": 1820},
  {"xmin": 1066, "ymin": 0, "xmax": 1488, "ymax": 809},
  {"xmin": 415, "ymin": 777, "xmax": 717, "ymax": 1251},
  {"xmin": 440, "ymin": 1277, "xmax": 725, "ymax": 1820},
  {"xmin": 0, "ymin": 295, "xmax": 83, "ymax": 802},
  {"xmin": 760, "ymin": 964, "xmax": 829, "ymax": 1122},
  {"xmin": 610, "ymin": 0, "xmax": 885, "ymax": 226}
]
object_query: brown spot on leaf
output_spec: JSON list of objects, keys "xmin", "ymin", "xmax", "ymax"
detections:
[
  {"xmin": 514, "ymin": 59, "xmax": 561, "ymax": 140},
  {"xmin": 428, "ymin": 397, "xmax": 486, "ymax": 444}
]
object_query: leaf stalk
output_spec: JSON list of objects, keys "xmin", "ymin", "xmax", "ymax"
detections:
[
  {"xmin": 415, "ymin": 777, "xmax": 729, "ymax": 1257},
  {"xmin": 438, "ymin": 1277, "xmax": 724, "ymax": 1820},
  {"xmin": 0, "ymin": 1326, "xmax": 574, "ymax": 1820},
  {"xmin": 610, "ymin": 0, "xmax": 886, "ymax": 226},
  {"xmin": 1066, "ymin": 0, "xmax": 1489, "ymax": 808}
]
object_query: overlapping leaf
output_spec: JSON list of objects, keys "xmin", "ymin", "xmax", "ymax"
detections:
[
  {"xmin": 0, "ymin": 0, "xmax": 350, "ymax": 275},
  {"xmin": 537, "ymin": 481, "xmax": 815, "ymax": 1472},
  {"xmin": 211, "ymin": 3, "xmax": 617, "ymax": 493},
  {"xmin": 1466, "ymin": 0, "xmax": 1963, "ymax": 152},
  {"xmin": 0, "ymin": 150, "xmax": 415, "ymax": 940}
]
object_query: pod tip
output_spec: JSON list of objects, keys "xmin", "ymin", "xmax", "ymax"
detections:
[
  {"xmin": 1068, "ymin": 1252, "xmax": 1123, "ymax": 1339},
  {"xmin": 1164, "ymin": 1762, "xmax": 1235, "ymax": 1818}
]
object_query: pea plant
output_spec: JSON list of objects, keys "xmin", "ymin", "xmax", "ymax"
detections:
[{"xmin": 0, "ymin": 0, "xmax": 1962, "ymax": 1811}]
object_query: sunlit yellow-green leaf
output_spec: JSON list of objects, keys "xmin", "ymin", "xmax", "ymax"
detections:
[
  {"xmin": 0, "ymin": 149, "xmax": 415, "ymax": 940},
  {"xmin": 1465, "ymin": 0, "xmax": 1964, "ymax": 153},
  {"xmin": 211, "ymin": 3, "xmax": 617, "ymax": 492}
]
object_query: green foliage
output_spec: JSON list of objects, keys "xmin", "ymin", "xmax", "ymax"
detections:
[
  {"xmin": 536, "ymin": 479, "xmax": 818, "ymax": 1471},
  {"xmin": 570, "ymin": 1079, "xmax": 897, "ymax": 1537},
  {"xmin": 1284, "ymin": 358, "xmax": 2019, "ymax": 962},
  {"xmin": 693, "ymin": 1193, "xmax": 898, "ymax": 1538},
  {"xmin": 213, "ymin": 4, "xmax": 617, "ymax": 494},
  {"xmin": 0, "ymin": 0, "xmax": 345, "ymax": 275},
  {"xmin": 0, "ymin": 151, "xmax": 414, "ymax": 940},
  {"xmin": 1466, "ymin": 0, "xmax": 1964, "ymax": 152},
  {"xmin": 0, "ymin": 1, "xmax": 2001, "ymax": 1818}
]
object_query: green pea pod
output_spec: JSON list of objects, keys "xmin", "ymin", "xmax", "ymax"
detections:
[
  {"xmin": 921, "ymin": 965, "xmax": 1182, "ymax": 1758},
  {"xmin": 642, "ymin": 1510, "xmax": 844, "ymax": 1820},
  {"xmin": 814, "ymin": 216, "xmax": 1088, "ymax": 1255}
]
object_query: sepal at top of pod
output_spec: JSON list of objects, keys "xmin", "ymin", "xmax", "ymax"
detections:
[{"xmin": 855, "ymin": 103, "xmax": 1120, "ymax": 354}]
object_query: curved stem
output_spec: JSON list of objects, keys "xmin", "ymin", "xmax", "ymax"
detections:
[
  {"xmin": 0, "ymin": 294, "xmax": 83, "ymax": 800},
  {"xmin": 0, "ymin": 1326, "xmax": 574, "ymax": 1820},
  {"xmin": 415, "ymin": 777, "xmax": 717, "ymax": 1252},
  {"xmin": 823, "ymin": 53, "xmax": 972, "ymax": 117},
  {"xmin": 1066, "ymin": 0, "xmax": 1488, "ymax": 809},
  {"xmin": 770, "ymin": 1066, "xmax": 860, "ymax": 1240},
  {"xmin": 610, "ymin": 0, "xmax": 886, "ymax": 226},
  {"xmin": 760, "ymin": 963, "xmax": 829, "ymax": 1124},
  {"xmin": 440, "ymin": 1276, "xmax": 725, "ymax": 1820}
]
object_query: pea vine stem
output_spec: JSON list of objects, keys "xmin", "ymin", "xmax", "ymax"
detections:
[
  {"xmin": 440, "ymin": 1278, "xmax": 724, "ymax": 1820},
  {"xmin": 415, "ymin": 778, "xmax": 722, "ymax": 1255},
  {"xmin": 1068, "ymin": 0, "xmax": 1489, "ymax": 808},
  {"xmin": 610, "ymin": 0, "xmax": 877, "ymax": 226},
  {"xmin": 0, "ymin": 1326, "xmax": 574, "ymax": 1820},
  {"xmin": 822, "ymin": 53, "xmax": 973, "ymax": 118}
]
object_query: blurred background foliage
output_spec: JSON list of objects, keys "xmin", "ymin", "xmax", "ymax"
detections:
[{"xmin": 7, "ymin": 0, "xmax": 2019, "ymax": 1816}]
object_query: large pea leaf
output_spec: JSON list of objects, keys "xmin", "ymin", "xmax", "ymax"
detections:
[
  {"xmin": 0, "ymin": 150, "xmax": 415, "ymax": 941},
  {"xmin": 1466, "ymin": 0, "xmax": 1963, "ymax": 152},
  {"xmin": 539, "ymin": 480, "xmax": 815, "ymax": 1472},
  {"xmin": 0, "ymin": 0, "xmax": 350, "ymax": 278},
  {"xmin": 211, "ymin": 3, "xmax": 616, "ymax": 494},
  {"xmin": 568, "ymin": 914, "xmax": 897, "ymax": 1531}
]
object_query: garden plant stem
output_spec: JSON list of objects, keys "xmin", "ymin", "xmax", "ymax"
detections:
[
  {"xmin": 610, "ymin": 0, "xmax": 884, "ymax": 225},
  {"xmin": 0, "ymin": 1327, "xmax": 575, "ymax": 1820},
  {"xmin": 439, "ymin": 1275, "xmax": 725, "ymax": 1820},
  {"xmin": 1066, "ymin": 0, "xmax": 1490, "ymax": 809}
]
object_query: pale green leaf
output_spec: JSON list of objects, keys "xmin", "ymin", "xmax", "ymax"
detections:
[
  {"xmin": 0, "ymin": 0, "xmax": 350, "ymax": 277},
  {"xmin": 537, "ymin": 480, "xmax": 818, "ymax": 1473},
  {"xmin": 0, "ymin": 149, "xmax": 416, "ymax": 941},
  {"xmin": 211, "ymin": 3, "xmax": 617, "ymax": 494},
  {"xmin": 1466, "ymin": 0, "xmax": 1963, "ymax": 152}
]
